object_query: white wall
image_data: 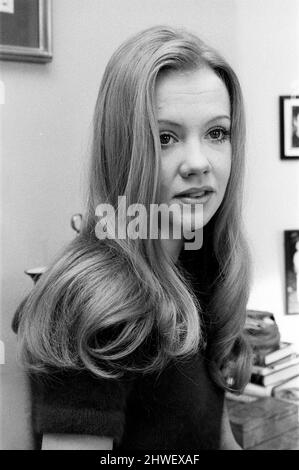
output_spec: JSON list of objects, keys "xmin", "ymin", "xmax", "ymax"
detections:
[
  {"xmin": 0, "ymin": 0, "xmax": 236, "ymax": 450},
  {"xmin": 232, "ymin": 0, "xmax": 299, "ymax": 346}
]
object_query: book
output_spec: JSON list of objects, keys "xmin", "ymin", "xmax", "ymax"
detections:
[
  {"xmin": 244, "ymin": 376, "xmax": 299, "ymax": 398},
  {"xmin": 243, "ymin": 381, "xmax": 274, "ymax": 397},
  {"xmin": 251, "ymin": 353, "xmax": 299, "ymax": 376},
  {"xmin": 273, "ymin": 375, "xmax": 299, "ymax": 392},
  {"xmin": 225, "ymin": 391, "xmax": 259, "ymax": 403},
  {"xmin": 272, "ymin": 376, "xmax": 299, "ymax": 408},
  {"xmin": 251, "ymin": 363, "xmax": 299, "ymax": 386},
  {"xmin": 253, "ymin": 341, "xmax": 295, "ymax": 366},
  {"xmin": 227, "ymin": 397, "xmax": 298, "ymax": 449}
]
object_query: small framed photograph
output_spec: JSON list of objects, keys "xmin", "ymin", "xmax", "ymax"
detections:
[
  {"xmin": 280, "ymin": 96, "xmax": 299, "ymax": 159},
  {"xmin": 0, "ymin": 0, "xmax": 52, "ymax": 63},
  {"xmin": 284, "ymin": 230, "xmax": 299, "ymax": 315}
]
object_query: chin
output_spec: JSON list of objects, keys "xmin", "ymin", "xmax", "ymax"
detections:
[
  {"xmin": 171, "ymin": 206, "xmax": 217, "ymax": 234},
  {"xmin": 181, "ymin": 217, "xmax": 205, "ymax": 233}
]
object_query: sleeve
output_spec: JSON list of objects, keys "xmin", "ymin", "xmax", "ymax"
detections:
[{"xmin": 29, "ymin": 368, "xmax": 133, "ymax": 445}]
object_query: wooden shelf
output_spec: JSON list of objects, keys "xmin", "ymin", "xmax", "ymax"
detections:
[{"xmin": 227, "ymin": 397, "xmax": 299, "ymax": 449}]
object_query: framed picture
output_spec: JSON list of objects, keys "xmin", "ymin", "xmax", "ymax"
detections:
[
  {"xmin": 280, "ymin": 96, "xmax": 299, "ymax": 159},
  {"xmin": 0, "ymin": 0, "xmax": 52, "ymax": 63},
  {"xmin": 284, "ymin": 230, "xmax": 299, "ymax": 315}
]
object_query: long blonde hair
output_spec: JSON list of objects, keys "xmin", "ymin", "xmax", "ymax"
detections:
[{"xmin": 17, "ymin": 26, "xmax": 252, "ymax": 391}]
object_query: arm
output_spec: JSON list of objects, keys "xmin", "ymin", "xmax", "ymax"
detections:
[
  {"xmin": 30, "ymin": 369, "xmax": 130, "ymax": 449},
  {"xmin": 219, "ymin": 401, "xmax": 242, "ymax": 450},
  {"xmin": 42, "ymin": 433, "xmax": 113, "ymax": 450}
]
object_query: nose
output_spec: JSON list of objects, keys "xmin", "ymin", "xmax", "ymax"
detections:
[{"xmin": 179, "ymin": 138, "xmax": 211, "ymax": 178}]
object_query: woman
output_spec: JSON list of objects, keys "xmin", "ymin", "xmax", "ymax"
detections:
[{"xmin": 15, "ymin": 25, "xmax": 252, "ymax": 450}]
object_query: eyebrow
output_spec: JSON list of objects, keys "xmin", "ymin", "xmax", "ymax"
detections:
[{"xmin": 158, "ymin": 115, "xmax": 231, "ymax": 127}]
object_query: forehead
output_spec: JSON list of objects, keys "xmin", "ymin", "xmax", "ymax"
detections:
[{"xmin": 155, "ymin": 67, "xmax": 230, "ymax": 120}]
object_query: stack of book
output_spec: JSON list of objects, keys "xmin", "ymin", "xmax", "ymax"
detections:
[
  {"xmin": 247, "ymin": 341, "xmax": 299, "ymax": 397},
  {"xmin": 243, "ymin": 310, "xmax": 299, "ymax": 398},
  {"xmin": 226, "ymin": 310, "xmax": 299, "ymax": 449},
  {"xmin": 226, "ymin": 345, "xmax": 299, "ymax": 402}
]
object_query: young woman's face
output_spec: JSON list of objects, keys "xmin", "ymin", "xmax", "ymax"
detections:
[{"xmin": 155, "ymin": 67, "xmax": 232, "ymax": 235}]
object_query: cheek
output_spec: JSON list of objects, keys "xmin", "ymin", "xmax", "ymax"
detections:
[
  {"xmin": 159, "ymin": 177, "xmax": 170, "ymax": 206},
  {"xmin": 160, "ymin": 160, "xmax": 175, "ymax": 197},
  {"xmin": 159, "ymin": 168, "xmax": 168, "ymax": 195},
  {"xmin": 218, "ymin": 153, "xmax": 232, "ymax": 189}
]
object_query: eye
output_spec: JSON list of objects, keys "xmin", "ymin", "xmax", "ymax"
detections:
[
  {"xmin": 159, "ymin": 132, "xmax": 177, "ymax": 147},
  {"xmin": 207, "ymin": 127, "xmax": 231, "ymax": 143}
]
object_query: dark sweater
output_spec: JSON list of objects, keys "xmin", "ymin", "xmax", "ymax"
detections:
[
  {"xmin": 16, "ymin": 232, "xmax": 225, "ymax": 450},
  {"xmin": 31, "ymin": 352, "xmax": 224, "ymax": 450}
]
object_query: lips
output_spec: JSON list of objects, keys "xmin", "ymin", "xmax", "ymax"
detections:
[
  {"xmin": 175, "ymin": 187, "xmax": 215, "ymax": 198},
  {"xmin": 176, "ymin": 191, "xmax": 207, "ymax": 198}
]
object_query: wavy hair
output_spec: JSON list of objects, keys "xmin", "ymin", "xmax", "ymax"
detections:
[{"xmin": 16, "ymin": 25, "xmax": 252, "ymax": 391}]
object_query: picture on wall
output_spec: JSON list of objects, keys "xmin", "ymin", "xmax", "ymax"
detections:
[
  {"xmin": 0, "ymin": 0, "xmax": 52, "ymax": 63},
  {"xmin": 280, "ymin": 96, "xmax": 299, "ymax": 159},
  {"xmin": 284, "ymin": 230, "xmax": 299, "ymax": 315}
]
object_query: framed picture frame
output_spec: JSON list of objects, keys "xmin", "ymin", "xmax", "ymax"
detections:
[
  {"xmin": 0, "ymin": 0, "xmax": 52, "ymax": 63},
  {"xmin": 280, "ymin": 95, "xmax": 299, "ymax": 159},
  {"xmin": 284, "ymin": 230, "xmax": 299, "ymax": 315}
]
